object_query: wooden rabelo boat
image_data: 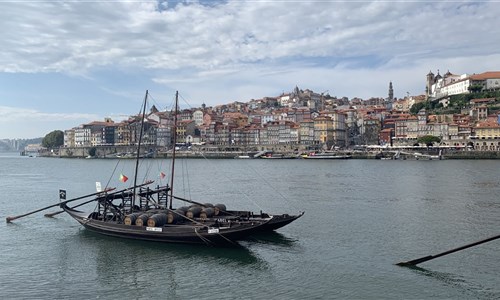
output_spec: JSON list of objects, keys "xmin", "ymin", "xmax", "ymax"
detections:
[{"xmin": 55, "ymin": 91, "xmax": 303, "ymax": 246}]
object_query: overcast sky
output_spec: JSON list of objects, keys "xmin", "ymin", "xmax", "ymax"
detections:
[{"xmin": 1, "ymin": 0, "xmax": 500, "ymax": 139}]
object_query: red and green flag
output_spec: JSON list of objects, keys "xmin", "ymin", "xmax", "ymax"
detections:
[{"xmin": 119, "ymin": 174, "xmax": 128, "ymax": 182}]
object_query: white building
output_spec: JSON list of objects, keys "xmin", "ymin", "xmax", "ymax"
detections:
[
  {"xmin": 74, "ymin": 126, "xmax": 91, "ymax": 147},
  {"xmin": 427, "ymin": 70, "xmax": 500, "ymax": 99},
  {"xmin": 192, "ymin": 110, "xmax": 204, "ymax": 126}
]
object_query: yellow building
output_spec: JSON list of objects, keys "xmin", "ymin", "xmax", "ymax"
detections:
[
  {"xmin": 313, "ymin": 116, "xmax": 333, "ymax": 146},
  {"xmin": 473, "ymin": 121, "xmax": 500, "ymax": 151}
]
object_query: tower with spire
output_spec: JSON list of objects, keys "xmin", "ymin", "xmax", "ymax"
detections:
[
  {"xmin": 388, "ymin": 81, "xmax": 394, "ymax": 101},
  {"xmin": 426, "ymin": 70, "xmax": 435, "ymax": 99}
]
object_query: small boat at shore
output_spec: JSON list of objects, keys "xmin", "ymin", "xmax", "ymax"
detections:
[{"xmin": 301, "ymin": 152, "xmax": 352, "ymax": 159}]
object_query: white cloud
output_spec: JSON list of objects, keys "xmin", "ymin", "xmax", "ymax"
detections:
[
  {"xmin": 2, "ymin": 1, "xmax": 499, "ymax": 75},
  {"xmin": 0, "ymin": 106, "xmax": 99, "ymax": 139},
  {"xmin": 1, "ymin": 0, "xmax": 500, "ymax": 138},
  {"xmin": 0, "ymin": 106, "xmax": 98, "ymax": 122}
]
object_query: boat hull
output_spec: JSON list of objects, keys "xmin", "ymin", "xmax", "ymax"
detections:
[
  {"xmin": 62, "ymin": 204, "xmax": 272, "ymax": 246},
  {"xmin": 302, "ymin": 155, "xmax": 351, "ymax": 159},
  {"xmin": 259, "ymin": 212, "xmax": 304, "ymax": 231}
]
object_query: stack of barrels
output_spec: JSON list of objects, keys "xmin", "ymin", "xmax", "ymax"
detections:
[
  {"xmin": 186, "ymin": 206, "xmax": 202, "ymax": 219},
  {"xmin": 147, "ymin": 213, "xmax": 168, "ymax": 227},
  {"xmin": 213, "ymin": 204, "xmax": 226, "ymax": 216},
  {"xmin": 135, "ymin": 213, "xmax": 151, "ymax": 226},
  {"xmin": 124, "ymin": 212, "xmax": 152, "ymax": 226},
  {"xmin": 123, "ymin": 202, "xmax": 228, "ymax": 227},
  {"xmin": 200, "ymin": 207, "xmax": 214, "ymax": 220},
  {"xmin": 167, "ymin": 206, "xmax": 188, "ymax": 224},
  {"xmin": 124, "ymin": 212, "xmax": 143, "ymax": 225}
]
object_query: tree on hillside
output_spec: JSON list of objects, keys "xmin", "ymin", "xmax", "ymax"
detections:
[
  {"xmin": 88, "ymin": 147, "xmax": 97, "ymax": 157},
  {"xmin": 417, "ymin": 135, "xmax": 441, "ymax": 147},
  {"xmin": 410, "ymin": 102, "xmax": 427, "ymax": 115},
  {"xmin": 42, "ymin": 130, "xmax": 64, "ymax": 148},
  {"xmin": 468, "ymin": 84, "xmax": 483, "ymax": 93}
]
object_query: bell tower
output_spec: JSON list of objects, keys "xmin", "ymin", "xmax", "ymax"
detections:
[
  {"xmin": 388, "ymin": 81, "xmax": 394, "ymax": 101},
  {"xmin": 426, "ymin": 70, "xmax": 435, "ymax": 99}
]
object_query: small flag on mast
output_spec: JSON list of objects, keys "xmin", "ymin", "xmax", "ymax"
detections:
[
  {"xmin": 96, "ymin": 182, "xmax": 102, "ymax": 192},
  {"xmin": 160, "ymin": 172, "xmax": 166, "ymax": 179},
  {"xmin": 59, "ymin": 189, "xmax": 67, "ymax": 200},
  {"xmin": 119, "ymin": 174, "xmax": 128, "ymax": 182}
]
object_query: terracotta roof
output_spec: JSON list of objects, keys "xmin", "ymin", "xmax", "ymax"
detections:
[
  {"xmin": 471, "ymin": 98, "xmax": 495, "ymax": 103},
  {"xmin": 469, "ymin": 71, "xmax": 500, "ymax": 80},
  {"xmin": 476, "ymin": 121, "xmax": 500, "ymax": 128},
  {"xmin": 86, "ymin": 121, "xmax": 114, "ymax": 126}
]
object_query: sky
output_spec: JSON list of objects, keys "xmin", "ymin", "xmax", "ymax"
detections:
[{"xmin": 1, "ymin": 0, "xmax": 500, "ymax": 139}]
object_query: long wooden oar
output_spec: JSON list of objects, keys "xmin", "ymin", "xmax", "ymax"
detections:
[
  {"xmin": 44, "ymin": 188, "xmax": 116, "ymax": 218},
  {"xmin": 396, "ymin": 233, "xmax": 500, "ymax": 267},
  {"xmin": 171, "ymin": 194, "xmax": 205, "ymax": 207},
  {"xmin": 44, "ymin": 198, "xmax": 97, "ymax": 218},
  {"xmin": 6, "ymin": 189, "xmax": 107, "ymax": 223},
  {"xmin": 6, "ymin": 181, "xmax": 153, "ymax": 223}
]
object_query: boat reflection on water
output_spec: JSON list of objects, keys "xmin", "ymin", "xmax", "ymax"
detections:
[
  {"xmin": 76, "ymin": 229, "xmax": 264, "ymax": 266},
  {"xmin": 405, "ymin": 265, "xmax": 495, "ymax": 298},
  {"xmin": 244, "ymin": 231, "xmax": 298, "ymax": 247}
]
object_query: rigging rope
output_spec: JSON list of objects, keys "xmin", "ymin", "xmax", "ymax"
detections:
[
  {"xmin": 105, "ymin": 159, "xmax": 121, "ymax": 190},
  {"xmin": 240, "ymin": 159, "xmax": 300, "ymax": 213},
  {"xmin": 194, "ymin": 227, "xmax": 214, "ymax": 246},
  {"xmin": 198, "ymin": 152, "xmax": 265, "ymax": 212}
]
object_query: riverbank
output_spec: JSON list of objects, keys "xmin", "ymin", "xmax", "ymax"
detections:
[{"xmin": 32, "ymin": 146, "xmax": 500, "ymax": 159}]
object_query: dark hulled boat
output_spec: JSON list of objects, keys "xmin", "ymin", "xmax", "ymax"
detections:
[
  {"xmin": 60, "ymin": 182, "xmax": 302, "ymax": 245},
  {"xmin": 61, "ymin": 204, "xmax": 272, "ymax": 246}
]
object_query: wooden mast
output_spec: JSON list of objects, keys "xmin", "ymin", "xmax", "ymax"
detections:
[
  {"xmin": 132, "ymin": 90, "xmax": 149, "ymax": 211},
  {"xmin": 169, "ymin": 91, "xmax": 179, "ymax": 209}
]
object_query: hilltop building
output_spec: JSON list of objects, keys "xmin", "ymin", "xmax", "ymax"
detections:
[
  {"xmin": 426, "ymin": 70, "xmax": 500, "ymax": 100},
  {"xmin": 58, "ymin": 73, "xmax": 500, "ymax": 155}
]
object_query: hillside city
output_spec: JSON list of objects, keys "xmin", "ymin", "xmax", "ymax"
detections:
[{"xmin": 5, "ymin": 70, "xmax": 500, "ymax": 155}]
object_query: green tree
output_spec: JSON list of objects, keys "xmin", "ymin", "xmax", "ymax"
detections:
[
  {"xmin": 42, "ymin": 130, "xmax": 64, "ymax": 148},
  {"xmin": 468, "ymin": 84, "xmax": 483, "ymax": 93},
  {"xmin": 410, "ymin": 102, "xmax": 426, "ymax": 114},
  {"xmin": 88, "ymin": 147, "xmax": 97, "ymax": 157},
  {"xmin": 417, "ymin": 135, "xmax": 441, "ymax": 147}
]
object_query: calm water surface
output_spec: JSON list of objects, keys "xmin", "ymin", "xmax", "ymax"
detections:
[{"xmin": 1, "ymin": 153, "xmax": 499, "ymax": 299}]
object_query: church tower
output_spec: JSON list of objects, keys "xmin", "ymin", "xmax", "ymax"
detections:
[
  {"xmin": 388, "ymin": 81, "xmax": 394, "ymax": 101},
  {"xmin": 426, "ymin": 70, "xmax": 435, "ymax": 99}
]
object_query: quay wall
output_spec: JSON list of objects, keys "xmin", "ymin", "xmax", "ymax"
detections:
[
  {"xmin": 40, "ymin": 146, "xmax": 251, "ymax": 159},
  {"xmin": 38, "ymin": 146, "xmax": 500, "ymax": 159}
]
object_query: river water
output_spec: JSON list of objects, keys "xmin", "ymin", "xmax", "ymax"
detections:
[{"xmin": 1, "ymin": 153, "xmax": 499, "ymax": 299}]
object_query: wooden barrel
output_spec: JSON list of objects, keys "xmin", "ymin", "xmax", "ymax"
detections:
[
  {"xmin": 135, "ymin": 214, "xmax": 151, "ymax": 226},
  {"xmin": 186, "ymin": 206, "xmax": 202, "ymax": 218},
  {"xmin": 167, "ymin": 207, "xmax": 187, "ymax": 224},
  {"xmin": 124, "ymin": 212, "xmax": 143, "ymax": 225},
  {"xmin": 178, "ymin": 206, "xmax": 189, "ymax": 211},
  {"xmin": 200, "ymin": 207, "xmax": 214, "ymax": 220},
  {"xmin": 147, "ymin": 213, "xmax": 167, "ymax": 227},
  {"xmin": 214, "ymin": 204, "xmax": 227, "ymax": 216}
]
